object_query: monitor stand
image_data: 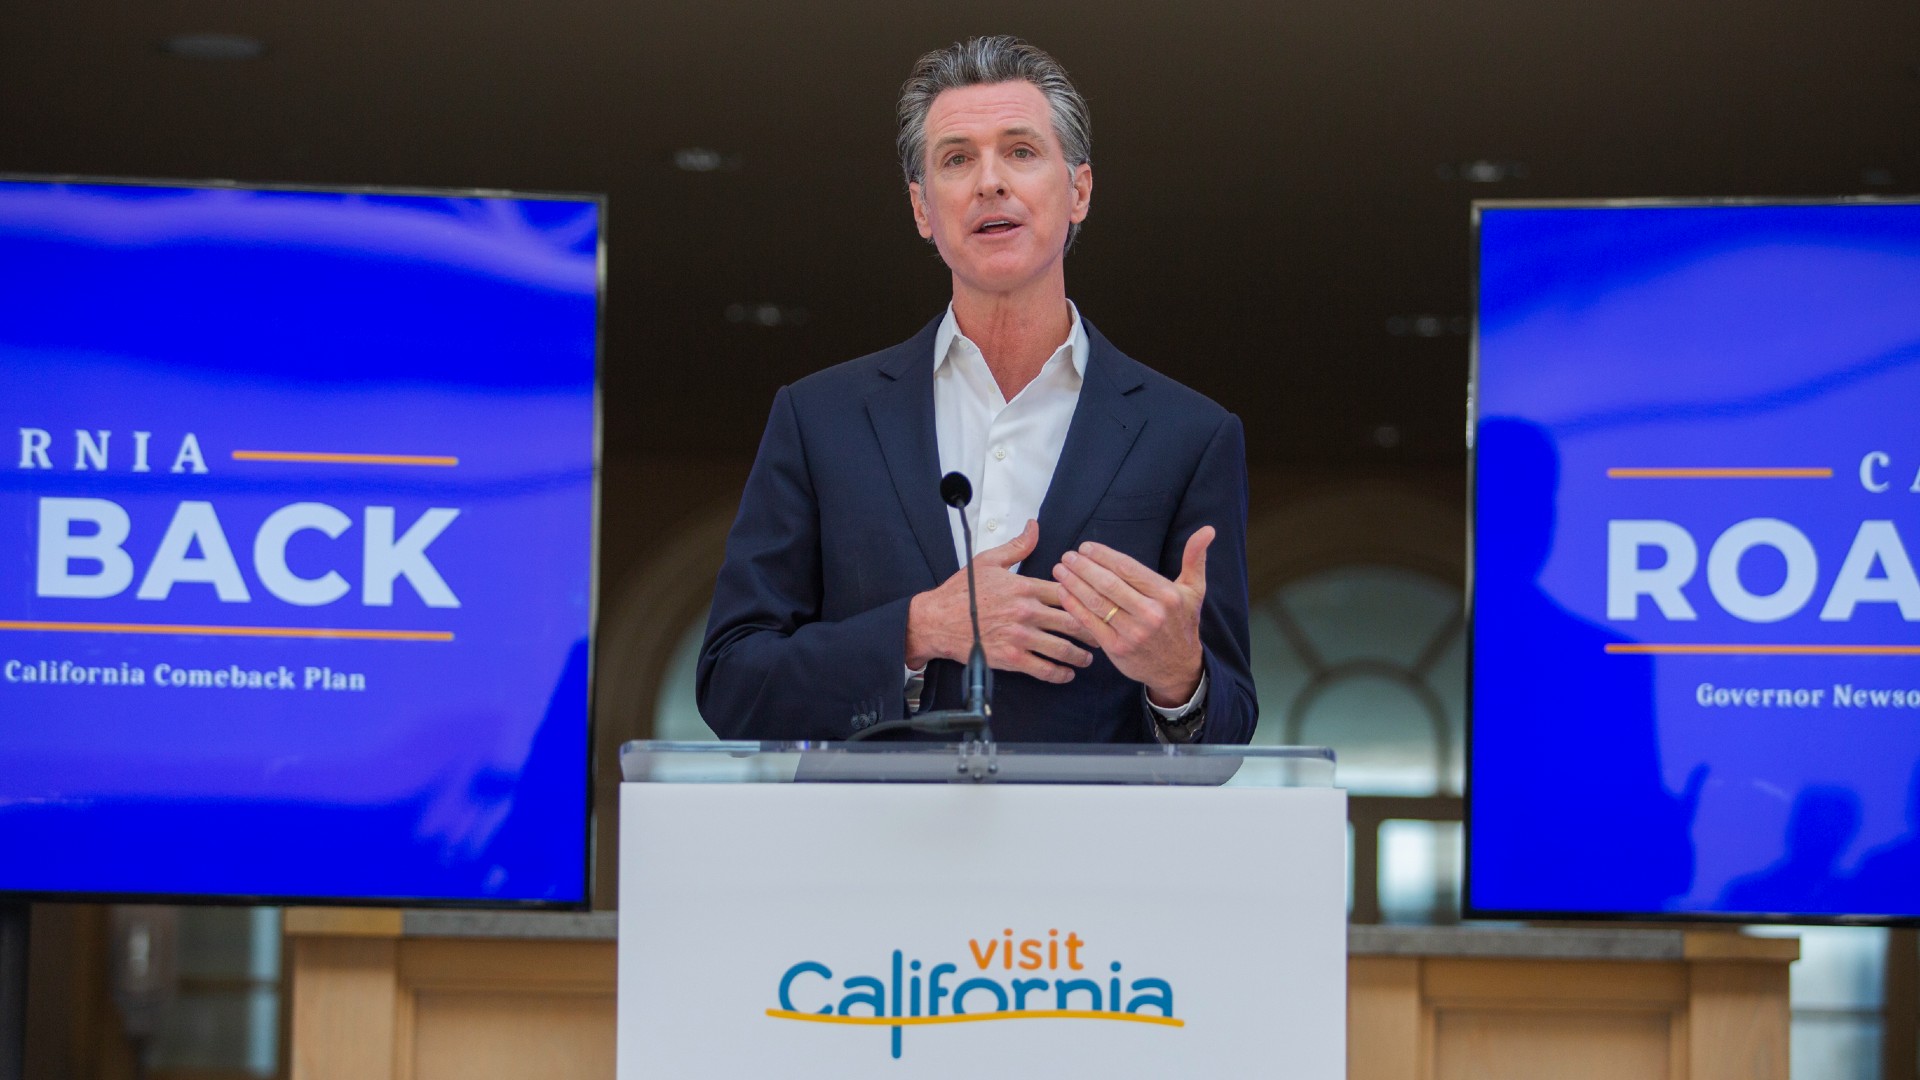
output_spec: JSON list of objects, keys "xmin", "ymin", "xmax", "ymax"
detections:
[{"xmin": 0, "ymin": 901, "xmax": 24, "ymax": 1080}]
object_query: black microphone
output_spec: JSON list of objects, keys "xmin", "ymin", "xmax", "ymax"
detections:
[
  {"xmin": 939, "ymin": 472, "xmax": 992, "ymax": 725},
  {"xmin": 938, "ymin": 470, "xmax": 972, "ymax": 508},
  {"xmin": 844, "ymin": 472, "xmax": 992, "ymax": 742}
]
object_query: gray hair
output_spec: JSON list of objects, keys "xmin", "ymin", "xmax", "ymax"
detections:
[{"xmin": 896, "ymin": 36, "xmax": 1092, "ymax": 245}]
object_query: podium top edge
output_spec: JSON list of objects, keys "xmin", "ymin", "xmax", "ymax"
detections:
[
  {"xmin": 623, "ymin": 740, "xmax": 1333, "ymax": 758},
  {"xmin": 617, "ymin": 741, "xmax": 1339, "ymax": 787}
]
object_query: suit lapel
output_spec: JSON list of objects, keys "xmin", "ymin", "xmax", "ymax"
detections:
[
  {"xmin": 865, "ymin": 317, "xmax": 960, "ymax": 585},
  {"xmin": 1030, "ymin": 320, "xmax": 1147, "ymax": 575}
]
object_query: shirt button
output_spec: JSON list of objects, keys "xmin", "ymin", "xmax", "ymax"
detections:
[
  {"xmin": 993, "ymin": 446, "xmax": 1008, "ymax": 461},
  {"xmin": 985, "ymin": 519, "xmax": 999, "ymax": 533}
]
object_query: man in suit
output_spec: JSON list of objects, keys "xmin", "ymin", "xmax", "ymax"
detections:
[{"xmin": 697, "ymin": 36, "xmax": 1255, "ymax": 744}]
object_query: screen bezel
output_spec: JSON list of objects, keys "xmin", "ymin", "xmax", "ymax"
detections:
[
  {"xmin": 0, "ymin": 171, "xmax": 607, "ymax": 911},
  {"xmin": 1464, "ymin": 195, "xmax": 1920, "ymax": 928}
]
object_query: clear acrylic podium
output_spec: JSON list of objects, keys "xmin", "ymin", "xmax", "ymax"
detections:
[{"xmin": 616, "ymin": 741, "xmax": 1346, "ymax": 1079}]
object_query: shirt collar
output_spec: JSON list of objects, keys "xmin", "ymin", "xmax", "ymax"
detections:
[{"xmin": 934, "ymin": 301, "xmax": 1088, "ymax": 381}]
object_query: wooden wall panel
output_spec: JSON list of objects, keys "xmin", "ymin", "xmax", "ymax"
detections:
[
  {"xmin": 283, "ymin": 925, "xmax": 1797, "ymax": 1080},
  {"xmin": 397, "ymin": 939, "xmax": 614, "ymax": 992},
  {"xmin": 1686, "ymin": 962, "xmax": 1789, "ymax": 1080},
  {"xmin": 1423, "ymin": 959, "xmax": 1687, "ymax": 1008},
  {"xmin": 1434, "ymin": 1009, "xmax": 1672, "ymax": 1080},
  {"xmin": 409, "ymin": 990, "xmax": 614, "ymax": 1080},
  {"xmin": 288, "ymin": 937, "xmax": 398, "ymax": 1080},
  {"xmin": 1348, "ymin": 957, "xmax": 1421, "ymax": 1080}
]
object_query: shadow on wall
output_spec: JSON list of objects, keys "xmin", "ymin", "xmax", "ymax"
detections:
[
  {"xmin": 1721, "ymin": 766, "xmax": 1920, "ymax": 918},
  {"xmin": 1472, "ymin": 417, "xmax": 1704, "ymax": 914}
]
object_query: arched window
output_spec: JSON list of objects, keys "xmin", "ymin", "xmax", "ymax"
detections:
[
  {"xmin": 1253, "ymin": 565, "xmax": 1463, "ymax": 794},
  {"xmin": 652, "ymin": 607, "xmax": 714, "ymax": 742},
  {"xmin": 1244, "ymin": 482, "xmax": 1467, "ymax": 925}
]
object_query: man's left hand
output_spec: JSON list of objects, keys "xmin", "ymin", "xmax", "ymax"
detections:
[{"xmin": 1051, "ymin": 527, "xmax": 1214, "ymax": 708}]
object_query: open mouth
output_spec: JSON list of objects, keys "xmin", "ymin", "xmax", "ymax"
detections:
[{"xmin": 974, "ymin": 219, "xmax": 1022, "ymax": 235}]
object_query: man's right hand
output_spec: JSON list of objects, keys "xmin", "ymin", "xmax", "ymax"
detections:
[{"xmin": 905, "ymin": 519, "xmax": 1095, "ymax": 683}]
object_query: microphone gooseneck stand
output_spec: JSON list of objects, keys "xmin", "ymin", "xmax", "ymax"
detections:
[{"xmin": 847, "ymin": 471, "xmax": 995, "ymax": 779}]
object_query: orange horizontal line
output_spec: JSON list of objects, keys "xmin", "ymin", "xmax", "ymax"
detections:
[
  {"xmin": 764, "ymin": 1008, "xmax": 1183, "ymax": 1029},
  {"xmin": 0, "ymin": 620, "xmax": 451, "ymax": 642},
  {"xmin": 1607, "ymin": 644, "xmax": 1920, "ymax": 656},
  {"xmin": 1606, "ymin": 467, "xmax": 1831, "ymax": 479},
  {"xmin": 232, "ymin": 450, "xmax": 459, "ymax": 467}
]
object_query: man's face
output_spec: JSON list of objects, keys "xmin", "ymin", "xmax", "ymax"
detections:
[{"xmin": 909, "ymin": 80, "xmax": 1092, "ymax": 298}]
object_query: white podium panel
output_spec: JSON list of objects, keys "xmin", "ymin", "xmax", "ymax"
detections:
[{"xmin": 616, "ymin": 747, "xmax": 1345, "ymax": 1079}]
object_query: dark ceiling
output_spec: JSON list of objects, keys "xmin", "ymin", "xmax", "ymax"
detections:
[{"xmin": 3, "ymin": 0, "xmax": 1916, "ymax": 467}]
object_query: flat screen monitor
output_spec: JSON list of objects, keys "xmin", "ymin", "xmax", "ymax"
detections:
[
  {"xmin": 0, "ymin": 176, "xmax": 601, "ymax": 905},
  {"xmin": 1469, "ymin": 199, "xmax": 1920, "ymax": 923}
]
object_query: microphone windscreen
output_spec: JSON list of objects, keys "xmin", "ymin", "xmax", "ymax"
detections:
[{"xmin": 939, "ymin": 471, "xmax": 972, "ymax": 508}]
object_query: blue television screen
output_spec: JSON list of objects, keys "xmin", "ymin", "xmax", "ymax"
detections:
[
  {"xmin": 0, "ymin": 177, "xmax": 601, "ymax": 904},
  {"xmin": 1470, "ymin": 200, "xmax": 1920, "ymax": 922}
]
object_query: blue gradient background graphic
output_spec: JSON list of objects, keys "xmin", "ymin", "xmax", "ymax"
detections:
[
  {"xmin": 0, "ymin": 180, "xmax": 599, "ymax": 903},
  {"xmin": 1472, "ymin": 203, "xmax": 1920, "ymax": 920}
]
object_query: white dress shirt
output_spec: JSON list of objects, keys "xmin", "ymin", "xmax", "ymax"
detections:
[
  {"xmin": 914, "ymin": 303, "xmax": 1205, "ymax": 725},
  {"xmin": 933, "ymin": 303, "xmax": 1087, "ymax": 569}
]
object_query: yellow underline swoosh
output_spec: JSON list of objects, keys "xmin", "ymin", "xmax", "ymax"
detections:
[
  {"xmin": 765, "ymin": 1009, "xmax": 1183, "ymax": 1029},
  {"xmin": 1607, "ymin": 644, "xmax": 1920, "ymax": 656},
  {"xmin": 232, "ymin": 450, "xmax": 459, "ymax": 467},
  {"xmin": 1606, "ymin": 467, "xmax": 1831, "ymax": 479},
  {"xmin": 0, "ymin": 620, "xmax": 452, "ymax": 642}
]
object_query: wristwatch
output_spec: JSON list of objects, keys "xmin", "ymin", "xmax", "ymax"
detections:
[{"xmin": 1153, "ymin": 705, "xmax": 1206, "ymax": 743}]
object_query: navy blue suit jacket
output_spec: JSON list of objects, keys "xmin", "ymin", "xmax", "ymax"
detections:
[{"xmin": 696, "ymin": 315, "xmax": 1256, "ymax": 744}]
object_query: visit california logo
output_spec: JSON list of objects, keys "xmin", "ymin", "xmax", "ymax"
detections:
[{"xmin": 768, "ymin": 928, "xmax": 1181, "ymax": 1059}]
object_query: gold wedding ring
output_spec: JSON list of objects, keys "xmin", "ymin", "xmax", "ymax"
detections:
[{"xmin": 1102, "ymin": 605, "xmax": 1119, "ymax": 625}]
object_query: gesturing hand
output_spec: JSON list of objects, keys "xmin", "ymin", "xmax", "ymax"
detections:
[
  {"xmin": 1051, "ymin": 527, "xmax": 1214, "ymax": 707},
  {"xmin": 906, "ymin": 520, "xmax": 1095, "ymax": 684}
]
